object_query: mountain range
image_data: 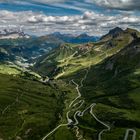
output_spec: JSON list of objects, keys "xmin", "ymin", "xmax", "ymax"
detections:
[
  {"xmin": 0, "ymin": 27, "xmax": 140, "ymax": 140},
  {"xmin": 50, "ymin": 32, "xmax": 99, "ymax": 43},
  {"xmin": 0, "ymin": 30, "xmax": 99, "ymax": 68}
]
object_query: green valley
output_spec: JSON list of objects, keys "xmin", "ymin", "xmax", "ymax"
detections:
[{"xmin": 0, "ymin": 27, "xmax": 140, "ymax": 140}]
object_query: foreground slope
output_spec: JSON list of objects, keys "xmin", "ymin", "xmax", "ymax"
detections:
[{"xmin": 0, "ymin": 73, "xmax": 76, "ymax": 140}]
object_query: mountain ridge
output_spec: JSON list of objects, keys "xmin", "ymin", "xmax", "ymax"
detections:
[
  {"xmin": 33, "ymin": 27, "xmax": 139, "ymax": 78},
  {"xmin": 0, "ymin": 27, "xmax": 140, "ymax": 140}
]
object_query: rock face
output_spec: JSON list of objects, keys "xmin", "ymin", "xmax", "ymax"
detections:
[
  {"xmin": 108, "ymin": 27, "xmax": 124, "ymax": 36},
  {"xmin": 101, "ymin": 27, "xmax": 124, "ymax": 40}
]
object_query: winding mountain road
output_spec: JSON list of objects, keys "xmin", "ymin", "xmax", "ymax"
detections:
[
  {"xmin": 69, "ymin": 68, "xmax": 89, "ymax": 108},
  {"xmin": 69, "ymin": 80, "xmax": 82, "ymax": 108},
  {"xmin": 41, "ymin": 61, "xmax": 112, "ymax": 140},
  {"xmin": 74, "ymin": 126, "xmax": 85, "ymax": 140},
  {"xmin": 90, "ymin": 104, "xmax": 110, "ymax": 140},
  {"xmin": 41, "ymin": 68, "xmax": 89, "ymax": 140},
  {"xmin": 124, "ymin": 129, "xmax": 136, "ymax": 140},
  {"xmin": 42, "ymin": 110, "xmax": 73, "ymax": 140}
]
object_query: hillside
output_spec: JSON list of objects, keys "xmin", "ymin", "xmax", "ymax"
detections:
[
  {"xmin": 0, "ymin": 35, "xmax": 63, "ymax": 68},
  {"xmin": 0, "ymin": 72, "xmax": 78, "ymax": 140},
  {"xmin": 33, "ymin": 27, "xmax": 137, "ymax": 78},
  {"xmin": 32, "ymin": 27, "xmax": 140, "ymax": 140},
  {"xmin": 73, "ymin": 37, "xmax": 140, "ymax": 140}
]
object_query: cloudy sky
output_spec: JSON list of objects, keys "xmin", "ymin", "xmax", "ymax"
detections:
[{"xmin": 0, "ymin": 0, "xmax": 140, "ymax": 36}]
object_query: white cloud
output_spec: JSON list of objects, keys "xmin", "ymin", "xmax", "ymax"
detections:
[
  {"xmin": 91, "ymin": 0, "xmax": 140, "ymax": 11},
  {"xmin": 0, "ymin": 10, "xmax": 139, "ymax": 36}
]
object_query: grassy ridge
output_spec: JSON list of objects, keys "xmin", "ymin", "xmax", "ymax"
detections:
[
  {"xmin": 0, "ymin": 74, "xmax": 71, "ymax": 140},
  {"xmin": 34, "ymin": 28, "xmax": 134, "ymax": 79},
  {"xmin": 31, "ymin": 28, "xmax": 140, "ymax": 140}
]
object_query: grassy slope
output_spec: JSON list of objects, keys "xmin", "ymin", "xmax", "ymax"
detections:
[
  {"xmin": 76, "ymin": 38, "xmax": 140, "ymax": 140},
  {"xmin": 32, "ymin": 29, "xmax": 140, "ymax": 140},
  {"xmin": 0, "ymin": 64, "xmax": 21, "ymax": 75},
  {"xmin": 38, "ymin": 30, "xmax": 140, "ymax": 140},
  {"xmin": 0, "ymin": 73, "xmax": 77, "ymax": 140},
  {"xmin": 34, "ymin": 29, "xmax": 134, "ymax": 79}
]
